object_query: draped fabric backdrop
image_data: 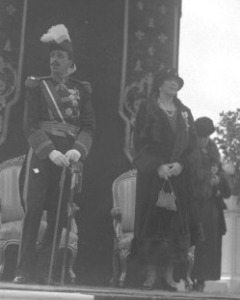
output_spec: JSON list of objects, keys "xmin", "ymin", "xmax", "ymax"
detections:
[
  {"xmin": 0, "ymin": 0, "xmax": 181, "ymax": 286},
  {"xmin": 0, "ymin": 0, "xmax": 27, "ymax": 157},
  {"xmin": 119, "ymin": 0, "xmax": 181, "ymax": 161}
]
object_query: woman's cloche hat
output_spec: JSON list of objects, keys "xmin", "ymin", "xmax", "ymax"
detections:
[
  {"xmin": 195, "ymin": 117, "xmax": 215, "ymax": 137},
  {"xmin": 153, "ymin": 67, "xmax": 184, "ymax": 91}
]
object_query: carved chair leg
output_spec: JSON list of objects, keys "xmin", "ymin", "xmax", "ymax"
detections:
[
  {"xmin": 118, "ymin": 249, "xmax": 129, "ymax": 287},
  {"xmin": 185, "ymin": 246, "xmax": 195, "ymax": 291},
  {"xmin": 67, "ymin": 245, "xmax": 77, "ymax": 284},
  {"xmin": 0, "ymin": 242, "xmax": 20, "ymax": 281},
  {"xmin": 110, "ymin": 249, "xmax": 120, "ymax": 287}
]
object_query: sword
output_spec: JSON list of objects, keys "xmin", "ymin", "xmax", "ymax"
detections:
[
  {"xmin": 47, "ymin": 166, "xmax": 67, "ymax": 285},
  {"xmin": 60, "ymin": 164, "xmax": 80, "ymax": 284}
]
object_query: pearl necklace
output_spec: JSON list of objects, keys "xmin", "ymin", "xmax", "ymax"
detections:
[{"xmin": 157, "ymin": 98, "xmax": 176, "ymax": 117}]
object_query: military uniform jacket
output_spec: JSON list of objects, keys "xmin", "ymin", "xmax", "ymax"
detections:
[{"xmin": 23, "ymin": 76, "xmax": 96, "ymax": 161}]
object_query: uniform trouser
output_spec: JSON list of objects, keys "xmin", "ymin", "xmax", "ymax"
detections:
[{"xmin": 16, "ymin": 149, "xmax": 71, "ymax": 280}]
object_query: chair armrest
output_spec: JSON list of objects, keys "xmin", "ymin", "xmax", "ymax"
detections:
[
  {"xmin": 111, "ymin": 207, "xmax": 123, "ymax": 239},
  {"xmin": 71, "ymin": 218, "xmax": 78, "ymax": 235},
  {"xmin": 113, "ymin": 219, "xmax": 133, "ymax": 251},
  {"xmin": 113, "ymin": 220, "xmax": 123, "ymax": 240},
  {"xmin": 118, "ymin": 232, "xmax": 133, "ymax": 250},
  {"xmin": 111, "ymin": 207, "xmax": 121, "ymax": 218}
]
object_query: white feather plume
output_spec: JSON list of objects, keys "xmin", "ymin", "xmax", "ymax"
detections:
[{"xmin": 40, "ymin": 24, "xmax": 71, "ymax": 43}]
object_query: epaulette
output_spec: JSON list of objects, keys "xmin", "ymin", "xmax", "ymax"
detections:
[
  {"xmin": 70, "ymin": 77, "xmax": 92, "ymax": 94},
  {"xmin": 25, "ymin": 76, "xmax": 51, "ymax": 89}
]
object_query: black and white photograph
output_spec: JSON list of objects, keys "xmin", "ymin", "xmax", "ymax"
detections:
[{"xmin": 0, "ymin": 1, "xmax": 239, "ymax": 299}]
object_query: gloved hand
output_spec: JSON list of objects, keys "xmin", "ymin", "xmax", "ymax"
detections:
[
  {"xmin": 49, "ymin": 150, "xmax": 70, "ymax": 167},
  {"xmin": 65, "ymin": 149, "xmax": 81, "ymax": 162},
  {"xmin": 168, "ymin": 162, "xmax": 183, "ymax": 176},
  {"xmin": 157, "ymin": 164, "xmax": 172, "ymax": 180}
]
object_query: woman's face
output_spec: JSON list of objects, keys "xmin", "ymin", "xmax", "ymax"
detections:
[
  {"xmin": 159, "ymin": 77, "xmax": 179, "ymax": 96},
  {"xmin": 199, "ymin": 136, "xmax": 210, "ymax": 148}
]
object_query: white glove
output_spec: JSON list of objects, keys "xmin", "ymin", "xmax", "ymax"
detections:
[
  {"xmin": 157, "ymin": 164, "xmax": 171, "ymax": 180},
  {"xmin": 49, "ymin": 150, "xmax": 70, "ymax": 167},
  {"xmin": 65, "ymin": 149, "xmax": 81, "ymax": 162},
  {"xmin": 168, "ymin": 162, "xmax": 183, "ymax": 176}
]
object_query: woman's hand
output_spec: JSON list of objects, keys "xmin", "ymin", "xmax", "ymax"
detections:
[
  {"xmin": 168, "ymin": 162, "xmax": 183, "ymax": 176},
  {"xmin": 157, "ymin": 164, "xmax": 172, "ymax": 180}
]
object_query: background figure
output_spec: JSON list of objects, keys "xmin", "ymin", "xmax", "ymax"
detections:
[
  {"xmin": 191, "ymin": 117, "xmax": 231, "ymax": 292},
  {"xmin": 131, "ymin": 67, "xmax": 198, "ymax": 291},
  {"xmin": 13, "ymin": 24, "xmax": 95, "ymax": 284}
]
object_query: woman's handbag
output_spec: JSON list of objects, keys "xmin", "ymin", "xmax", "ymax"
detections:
[{"xmin": 156, "ymin": 180, "xmax": 177, "ymax": 211}]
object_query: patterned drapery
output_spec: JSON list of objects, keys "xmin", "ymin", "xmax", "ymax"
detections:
[
  {"xmin": 119, "ymin": 0, "xmax": 181, "ymax": 161},
  {"xmin": 0, "ymin": 0, "xmax": 27, "ymax": 145}
]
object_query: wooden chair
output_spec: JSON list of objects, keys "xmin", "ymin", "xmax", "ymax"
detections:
[
  {"xmin": 110, "ymin": 169, "xmax": 136, "ymax": 287},
  {"xmin": 0, "ymin": 156, "xmax": 78, "ymax": 282}
]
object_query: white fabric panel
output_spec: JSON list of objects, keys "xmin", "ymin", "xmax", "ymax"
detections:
[{"xmin": 0, "ymin": 165, "xmax": 24, "ymax": 224}]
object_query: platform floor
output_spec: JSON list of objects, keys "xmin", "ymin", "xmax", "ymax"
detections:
[{"xmin": 1, "ymin": 282, "xmax": 240, "ymax": 300}]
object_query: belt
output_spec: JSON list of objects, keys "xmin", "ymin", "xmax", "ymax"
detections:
[{"xmin": 39, "ymin": 121, "xmax": 79, "ymax": 138}]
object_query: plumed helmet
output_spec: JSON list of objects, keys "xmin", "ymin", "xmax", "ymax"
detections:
[
  {"xmin": 195, "ymin": 117, "xmax": 215, "ymax": 137},
  {"xmin": 40, "ymin": 24, "xmax": 74, "ymax": 60}
]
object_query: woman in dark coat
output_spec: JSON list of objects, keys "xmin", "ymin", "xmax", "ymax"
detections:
[
  {"xmin": 131, "ymin": 68, "xmax": 198, "ymax": 290},
  {"xmin": 191, "ymin": 117, "xmax": 231, "ymax": 291}
]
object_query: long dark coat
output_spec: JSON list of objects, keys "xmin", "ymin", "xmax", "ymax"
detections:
[
  {"xmin": 192, "ymin": 139, "xmax": 231, "ymax": 281},
  {"xmin": 131, "ymin": 95, "xmax": 198, "ymax": 265}
]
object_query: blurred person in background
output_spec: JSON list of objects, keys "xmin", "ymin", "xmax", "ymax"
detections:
[{"xmin": 191, "ymin": 117, "xmax": 231, "ymax": 292}]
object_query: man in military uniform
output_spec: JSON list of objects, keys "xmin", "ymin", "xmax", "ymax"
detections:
[{"xmin": 13, "ymin": 24, "xmax": 95, "ymax": 284}]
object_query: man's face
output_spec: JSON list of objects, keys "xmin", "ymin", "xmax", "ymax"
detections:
[{"xmin": 50, "ymin": 49, "xmax": 72, "ymax": 76}]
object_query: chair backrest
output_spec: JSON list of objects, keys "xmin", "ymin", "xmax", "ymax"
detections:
[
  {"xmin": 112, "ymin": 170, "xmax": 137, "ymax": 233},
  {"xmin": 0, "ymin": 156, "xmax": 25, "ymax": 224}
]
